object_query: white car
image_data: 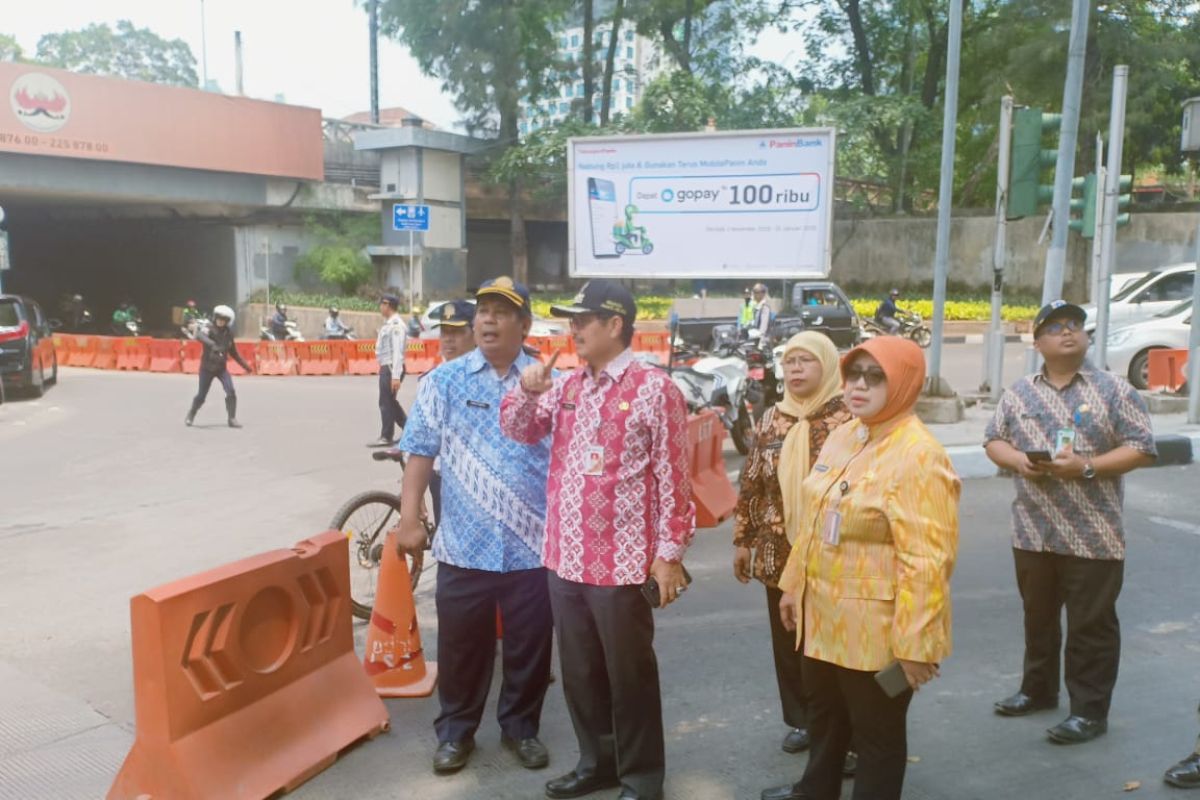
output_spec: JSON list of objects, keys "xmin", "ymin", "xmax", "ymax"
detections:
[
  {"xmin": 418, "ymin": 299, "xmax": 566, "ymax": 339},
  {"xmin": 1084, "ymin": 262, "xmax": 1195, "ymax": 333},
  {"xmin": 1104, "ymin": 299, "xmax": 1192, "ymax": 389}
]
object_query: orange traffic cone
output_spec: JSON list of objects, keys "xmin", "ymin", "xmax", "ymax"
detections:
[{"xmin": 362, "ymin": 532, "xmax": 437, "ymax": 697}]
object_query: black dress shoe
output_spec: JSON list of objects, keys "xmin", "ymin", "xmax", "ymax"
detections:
[
  {"xmin": 502, "ymin": 735, "xmax": 549, "ymax": 769},
  {"xmin": 544, "ymin": 770, "xmax": 621, "ymax": 799},
  {"xmin": 761, "ymin": 783, "xmax": 811, "ymax": 800},
  {"xmin": 1164, "ymin": 752, "xmax": 1200, "ymax": 788},
  {"xmin": 617, "ymin": 790, "xmax": 663, "ymax": 800},
  {"xmin": 994, "ymin": 691, "xmax": 1059, "ymax": 717},
  {"xmin": 432, "ymin": 738, "xmax": 475, "ymax": 773},
  {"xmin": 782, "ymin": 727, "xmax": 811, "ymax": 753},
  {"xmin": 1046, "ymin": 715, "xmax": 1107, "ymax": 744},
  {"xmin": 843, "ymin": 751, "xmax": 858, "ymax": 777}
]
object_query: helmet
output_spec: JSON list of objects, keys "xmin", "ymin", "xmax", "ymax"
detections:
[
  {"xmin": 186, "ymin": 299, "xmax": 197, "ymax": 308},
  {"xmin": 276, "ymin": 302, "xmax": 287, "ymax": 313},
  {"xmin": 213, "ymin": 304, "xmax": 235, "ymax": 324},
  {"xmin": 889, "ymin": 288, "xmax": 901, "ymax": 297},
  {"xmin": 328, "ymin": 306, "xmax": 339, "ymax": 315},
  {"xmin": 753, "ymin": 283, "xmax": 768, "ymax": 293}
]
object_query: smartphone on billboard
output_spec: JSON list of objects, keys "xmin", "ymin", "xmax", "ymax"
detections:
[{"xmin": 587, "ymin": 177, "xmax": 620, "ymax": 259}]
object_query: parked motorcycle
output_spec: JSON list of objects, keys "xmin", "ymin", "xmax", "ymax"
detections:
[
  {"xmin": 690, "ymin": 328, "xmax": 762, "ymax": 456},
  {"xmin": 861, "ymin": 309, "xmax": 932, "ymax": 348},
  {"xmin": 260, "ymin": 319, "xmax": 305, "ymax": 342}
]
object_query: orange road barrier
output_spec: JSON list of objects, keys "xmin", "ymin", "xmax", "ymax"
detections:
[
  {"xmin": 1148, "ymin": 348, "xmax": 1189, "ymax": 393},
  {"xmin": 93, "ymin": 336, "xmax": 118, "ymax": 370},
  {"xmin": 148, "ymin": 339, "xmax": 183, "ymax": 373},
  {"xmin": 257, "ymin": 340, "xmax": 299, "ymax": 376},
  {"xmin": 687, "ymin": 410, "xmax": 738, "ymax": 529},
  {"xmin": 404, "ymin": 338, "xmax": 440, "ymax": 376},
  {"xmin": 362, "ymin": 532, "xmax": 438, "ymax": 697},
  {"xmin": 633, "ymin": 331, "xmax": 672, "ymax": 365},
  {"xmin": 225, "ymin": 342, "xmax": 259, "ymax": 376},
  {"xmin": 65, "ymin": 334, "xmax": 98, "ymax": 367},
  {"xmin": 52, "ymin": 333, "xmax": 73, "ymax": 365},
  {"xmin": 529, "ymin": 334, "xmax": 579, "ymax": 370},
  {"xmin": 115, "ymin": 337, "xmax": 153, "ymax": 371},
  {"xmin": 107, "ymin": 530, "xmax": 390, "ymax": 800},
  {"xmin": 181, "ymin": 340, "xmax": 203, "ymax": 374},
  {"xmin": 297, "ymin": 341, "xmax": 345, "ymax": 376},
  {"xmin": 344, "ymin": 340, "xmax": 379, "ymax": 375}
]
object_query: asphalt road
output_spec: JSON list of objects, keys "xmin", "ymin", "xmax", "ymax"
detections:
[{"xmin": 1, "ymin": 356, "xmax": 1197, "ymax": 800}]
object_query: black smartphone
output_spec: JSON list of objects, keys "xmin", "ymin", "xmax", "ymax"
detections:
[
  {"xmin": 1025, "ymin": 450, "xmax": 1053, "ymax": 463},
  {"xmin": 641, "ymin": 565, "xmax": 693, "ymax": 608},
  {"xmin": 874, "ymin": 661, "xmax": 911, "ymax": 698}
]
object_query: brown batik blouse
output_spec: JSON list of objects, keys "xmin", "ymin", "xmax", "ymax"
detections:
[{"xmin": 733, "ymin": 396, "xmax": 851, "ymax": 587}]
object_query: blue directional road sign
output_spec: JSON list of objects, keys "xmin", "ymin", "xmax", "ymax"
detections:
[{"xmin": 392, "ymin": 203, "xmax": 431, "ymax": 232}]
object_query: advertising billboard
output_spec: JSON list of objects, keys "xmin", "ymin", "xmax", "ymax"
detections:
[
  {"xmin": 0, "ymin": 62, "xmax": 323, "ymax": 180},
  {"xmin": 568, "ymin": 128, "xmax": 835, "ymax": 278}
]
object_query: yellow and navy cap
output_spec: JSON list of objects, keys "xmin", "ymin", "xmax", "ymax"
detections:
[
  {"xmin": 550, "ymin": 279, "xmax": 636, "ymax": 320},
  {"xmin": 430, "ymin": 299, "xmax": 475, "ymax": 328},
  {"xmin": 476, "ymin": 276, "xmax": 532, "ymax": 316}
]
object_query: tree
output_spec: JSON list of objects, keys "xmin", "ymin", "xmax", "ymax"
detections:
[
  {"xmin": 379, "ymin": 0, "xmax": 572, "ymax": 282},
  {"xmin": 582, "ymin": 0, "xmax": 596, "ymax": 122},
  {"xmin": 294, "ymin": 212, "xmax": 377, "ymax": 294},
  {"xmin": 0, "ymin": 33, "xmax": 23, "ymax": 62},
  {"xmin": 599, "ymin": 0, "xmax": 627, "ymax": 124},
  {"xmin": 35, "ymin": 20, "xmax": 198, "ymax": 87}
]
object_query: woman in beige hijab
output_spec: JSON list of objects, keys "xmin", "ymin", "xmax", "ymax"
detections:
[{"xmin": 733, "ymin": 331, "xmax": 851, "ymax": 755}]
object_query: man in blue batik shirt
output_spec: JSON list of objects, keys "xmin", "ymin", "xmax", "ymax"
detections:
[{"xmin": 394, "ymin": 277, "xmax": 554, "ymax": 777}]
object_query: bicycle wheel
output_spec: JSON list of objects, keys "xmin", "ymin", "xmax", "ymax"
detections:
[{"xmin": 329, "ymin": 490, "xmax": 425, "ymax": 620}]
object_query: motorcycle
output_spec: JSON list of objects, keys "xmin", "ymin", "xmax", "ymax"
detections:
[
  {"xmin": 181, "ymin": 316, "xmax": 210, "ymax": 340},
  {"xmin": 111, "ymin": 316, "xmax": 142, "ymax": 336},
  {"xmin": 861, "ymin": 309, "xmax": 932, "ymax": 348},
  {"xmin": 322, "ymin": 325, "xmax": 355, "ymax": 340},
  {"xmin": 688, "ymin": 324, "xmax": 763, "ymax": 456},
  {"xmin": 260, "ymin": 319, "xmax": 305, "ymax": 342}
]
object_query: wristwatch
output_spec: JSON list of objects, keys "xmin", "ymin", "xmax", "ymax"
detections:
[{"xmin": 1082, "ymin": 461, "xmax": 1096, "ymax": 480}]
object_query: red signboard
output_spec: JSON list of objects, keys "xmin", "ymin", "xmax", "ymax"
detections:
[{"xmin": 0, "ymin": 62, "xmax": 323, "ymax": 181}]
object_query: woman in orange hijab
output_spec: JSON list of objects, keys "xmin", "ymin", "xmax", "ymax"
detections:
[{"xmin": 761, "ymin": 337, "xmax": 961, "ymax": 800}]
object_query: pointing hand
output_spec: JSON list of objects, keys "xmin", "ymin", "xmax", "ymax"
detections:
[{"xmin": 520, "ymin": 349, "xmax": 560, "ymax": 394}]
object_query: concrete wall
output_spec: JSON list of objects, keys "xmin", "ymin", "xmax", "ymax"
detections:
[
  {"xmin": 232, "ymin": 223, "xmax": 313, "ymax": 303},
  {"xmin": 239, "ymin": 303, "xmax": 385, "ymax": 340}
]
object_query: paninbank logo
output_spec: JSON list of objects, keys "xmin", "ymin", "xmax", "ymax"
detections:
[
  {"xmin": 10, "ymin": 72, "xmax": 71, "ymax": 133},
  {"xmin": 759, "ymin": 137, "xmax": 822, "ymax": 149}
]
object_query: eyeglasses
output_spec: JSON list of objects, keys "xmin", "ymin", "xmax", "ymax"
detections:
[
  {"xmin": 783, "ymin": 354, "xmax": 820, "ymax": 368},
  {"xmin": 844, "ymin": 365, "xmax": 887, "ymax": 387},
  {"xmin": 568, "ymin": 312, "xmax": 614, "ymax": 330},
  {"xmin": 1039, "ymin": 318, "xmax": 1084, "ymax": 336}
]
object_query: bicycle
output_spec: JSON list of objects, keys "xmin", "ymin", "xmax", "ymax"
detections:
[{"xmin": 329, "ymin": 448, "xmax": 435, "ymax": 620}]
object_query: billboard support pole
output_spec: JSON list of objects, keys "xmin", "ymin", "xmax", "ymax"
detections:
[{"xmin": 926, "ymin": 0, "xmax": 963, "ymax": 396}]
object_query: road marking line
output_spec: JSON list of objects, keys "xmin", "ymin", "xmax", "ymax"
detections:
[{"xmin": 1150, "ymin": 516, "xmax": 1200, "ymax": 536}]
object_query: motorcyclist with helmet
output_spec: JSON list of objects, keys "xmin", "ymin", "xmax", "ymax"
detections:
[
  {"xmin": 186, "ymin": 304, "xmax": 252, "ymax": 429},
  {"xmin": 324, "ymin": 306, "xmax": 352, "ymax": 339},
  {"xmin": 269, "ymin": 302, "xmax": 291, "ymax": 340}
]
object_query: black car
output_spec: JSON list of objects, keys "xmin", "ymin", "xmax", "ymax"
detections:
[
  {"xmin": 0, "ymin": 294, "xmax": 58, "ymax": 399},
  {"xmin": 773, "ymin": 281, "xmax": 862, "ymax": 349}
]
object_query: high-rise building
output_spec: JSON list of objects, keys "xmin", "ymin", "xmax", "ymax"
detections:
[{"xmin": 518, "ymin": 18, "xmax": 667, "ymax": 135}]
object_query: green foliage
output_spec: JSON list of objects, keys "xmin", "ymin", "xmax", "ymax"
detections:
[
  {"xmin": 35, "ymin": 20, "xmax": 198, "ymax": 87},
  {"xmin": 246, "ymin": 289, "xmax": 382, "ymax": 313},
  {"xmin": 0, "ymin": 33, "xmax": 23, "ymax": 62},
  {"xmin": 294, "ymin": 212, "xmax": 377, "ymax": 295}
]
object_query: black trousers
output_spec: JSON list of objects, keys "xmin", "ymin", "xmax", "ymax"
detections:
[
  {"xmin": 433, "ymin": 563, "xmax": 553, "ymax": 744},
  {"xmin": 1013, "ymin": 548, "xmax": 1124, "ymax": 719},
  {"xmin": 766, "ymin": 585, "xmax": 808, "ymax": 729},
  {"xmin": 549, "ymin": 572, "xmax": 665, "ymax": 797},
  {"xmin": 378, "ymin": 365, "xmax": 406, "ymax": 440},
  {"xmin": 193, "ymin": 368, "xmax": 235, "ymax": 406},
  {"xmin": 799, "ymin": 657, "xmax": 912, "ymax": 800}
]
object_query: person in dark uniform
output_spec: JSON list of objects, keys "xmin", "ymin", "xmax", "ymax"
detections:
[{"xmin": 186, "ymin": 305, "xmax": 251, "ymax": 428}]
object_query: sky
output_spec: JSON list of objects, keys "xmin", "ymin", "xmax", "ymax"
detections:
[{"xmin": 3, "ymin": 0, "xmax": 800, "ymax": 130}]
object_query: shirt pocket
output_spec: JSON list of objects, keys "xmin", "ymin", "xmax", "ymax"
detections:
[{"xmin": 837, "ymin": 576, "xmax": 896, "ymax": 601}]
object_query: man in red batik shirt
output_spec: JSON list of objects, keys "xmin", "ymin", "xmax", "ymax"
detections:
[{"xmin": 501, "ymin": 279, "xmax": 695, "ymax": 800}]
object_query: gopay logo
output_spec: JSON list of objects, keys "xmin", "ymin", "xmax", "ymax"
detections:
[{"xmin": 661, "ymin": 188, "xmax": 675, "ymax": 202}]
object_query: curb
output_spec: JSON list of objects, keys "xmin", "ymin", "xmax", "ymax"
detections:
[{"xmin": 947, "ymin": 432, "xmax": 1199, "ymax": 481}]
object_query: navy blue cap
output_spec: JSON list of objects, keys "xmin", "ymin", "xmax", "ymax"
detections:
[
  {"xmin": 476, "ymin": 276, "xmax": 532, "ymax": 316},
  {"xmin": 550, "ymin": 279, "xmax": 636, "ymax": 320},
  {"xmin": 381, "ymin": 294, "xmax": 401, "ymax": 310},
  {"xmin": 1034, "ymin": 300, "xmax": 1086, "ymax": 335},
  {"xmin": 430, "ymin": 299, "xmax": 475, "ymax": 328}
]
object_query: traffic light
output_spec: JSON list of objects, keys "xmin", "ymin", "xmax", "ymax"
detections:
[
  {"xmin": 1068, "ymin": 173, "xmax": 1132, "ymax": 239},
  {"xmin": 1069, "ymin": 174, "xmax": 1097, "ymax": 238},
  {"xmin": 1007, "ymin": 107, "xmax": 1062, "ymax": 219}
]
